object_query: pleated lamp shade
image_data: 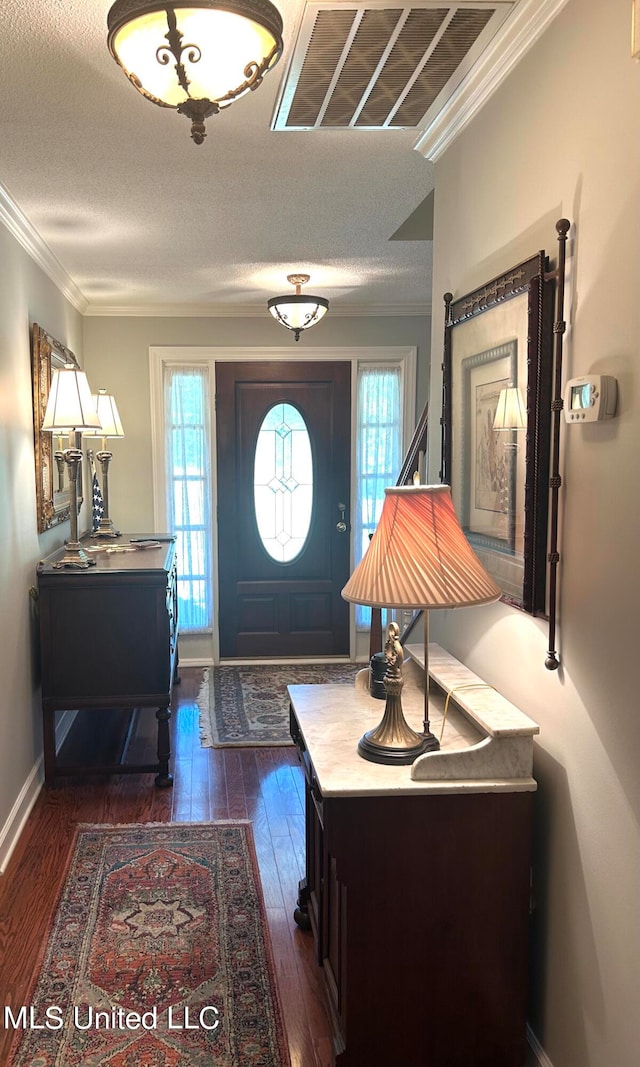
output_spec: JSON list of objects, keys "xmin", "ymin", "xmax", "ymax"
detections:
[{"xmin": 342, "ymin": 484, "xmax": 501, "ymax": 610}]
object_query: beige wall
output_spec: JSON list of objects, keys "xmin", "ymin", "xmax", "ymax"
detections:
[
  {"xmin": 428, "ymin": 1, "xmax": 639, "ymax": 1065},
  {"xmin": 0, "ymin": 225, "xmax": 83, "ymax": 869}
]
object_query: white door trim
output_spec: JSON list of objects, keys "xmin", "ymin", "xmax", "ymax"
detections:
[{"xmin": 149, "ymin": 345, "xmax": 417, "ymax": 663}]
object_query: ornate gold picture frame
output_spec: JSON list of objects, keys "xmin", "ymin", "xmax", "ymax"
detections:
[{"xmin": 32, "ymin": 323, "xmax": 83, "ymax": 533}]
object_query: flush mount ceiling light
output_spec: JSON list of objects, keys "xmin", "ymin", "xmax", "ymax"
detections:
[
  {"xmin": 107, "ymin": 0, "xmax": 284, "ymax": 144},
  {"xmin": 267, "ymin": 274, "xmax": 329, "ymax": 341}
]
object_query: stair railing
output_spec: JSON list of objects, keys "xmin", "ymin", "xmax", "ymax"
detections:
[{"xmin": 368, "ymin": 400, "xmax": 429, "ymax": 660}]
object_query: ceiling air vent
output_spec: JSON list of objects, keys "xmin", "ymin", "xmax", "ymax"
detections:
[{"xmin": 272, "ymin": 2, "xmax": 514, "ymax": 131}]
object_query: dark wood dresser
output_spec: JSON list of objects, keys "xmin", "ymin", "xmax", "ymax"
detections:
[
  {"xmin": 289, "ymin": 662, "xmax": 538, "ymax": 1067},
  {"xmin": 36, "ymin": 536, "xmax": 179, "ymax": 786}
]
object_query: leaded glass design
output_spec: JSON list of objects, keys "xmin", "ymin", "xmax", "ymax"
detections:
[{"xmin": 254, "ymin": 402, "xmax": 313, "ymax": 562}]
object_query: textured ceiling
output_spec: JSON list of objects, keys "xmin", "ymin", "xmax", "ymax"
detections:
[{"xmin": 0, "ymin": 0, "xmax": 550, "ymax": 315}]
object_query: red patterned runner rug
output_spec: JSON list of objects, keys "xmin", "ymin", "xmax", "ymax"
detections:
[{"xmin": 9, "ymin": 822, "xmax": 290, "ymax": 1066}]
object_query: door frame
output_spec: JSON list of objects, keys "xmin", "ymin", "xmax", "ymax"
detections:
[{"xmin": 149, "ymin": 346, "xmax": 417, "ymax": 665}]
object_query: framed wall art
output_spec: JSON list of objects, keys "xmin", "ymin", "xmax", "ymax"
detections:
[{"xmin": 441, "ymin": 252, "xmax": 554, "ymax": 614}]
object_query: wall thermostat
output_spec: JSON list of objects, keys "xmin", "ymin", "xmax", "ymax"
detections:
[{"xmin": 563, "ymin": 375, "xmax": 618, "ymax": 422}]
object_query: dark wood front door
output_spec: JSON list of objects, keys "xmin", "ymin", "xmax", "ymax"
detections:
[{"xmin": 216, "ymin": 362, "xmax": 351, "ymax": 658}]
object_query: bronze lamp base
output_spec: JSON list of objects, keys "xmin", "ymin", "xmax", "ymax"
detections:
[{"xmin": 358, "ymin": 622, "xmax": 439, "ymax": 765}]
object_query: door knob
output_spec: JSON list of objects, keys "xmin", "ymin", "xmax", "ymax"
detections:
[{"xmin": 336, "ymin": 502, "xmax": 347, "ymax": 533}]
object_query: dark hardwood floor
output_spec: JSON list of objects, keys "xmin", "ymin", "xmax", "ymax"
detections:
[{"xmin": 0, "ymin": 667, "xmax": 334, "ymax": 1067}]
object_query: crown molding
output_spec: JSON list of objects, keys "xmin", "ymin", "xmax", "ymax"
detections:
[
  {"xmin": 0, "ymin": 182, "xmax": 87, "ymax": 314},
  {"xmin": 414, "ymin": 0, "xmax": 571, "ymax": 161},
  {"xmin": 83, "ymin": 302, "xmax": 431, "ymax": 318},
  {"xmin": 0, "ymin": 186, "xmax": 430, "ymax": 320}
]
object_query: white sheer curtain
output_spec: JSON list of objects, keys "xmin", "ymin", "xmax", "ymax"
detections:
[
  {"xmin": 164, "ymin": 365, "xmax": 212, "ymax": 633},
  {"xmin": 354, "ymin": 365, "xmax": 402, "ymax": 630}
]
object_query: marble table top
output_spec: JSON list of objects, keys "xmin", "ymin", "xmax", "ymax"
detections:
[{"xmin": 288, "ymin": 646, "xmax": 538, "ymax": 797}]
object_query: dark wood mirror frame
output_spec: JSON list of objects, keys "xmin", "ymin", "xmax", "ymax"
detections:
[
  {"xmin": 440, "ymin": 252, "xmax": 554, "ymax": 615},
  {"xmin": 32, "ymin": 323, "xmax": 83, "ymax": 533}
]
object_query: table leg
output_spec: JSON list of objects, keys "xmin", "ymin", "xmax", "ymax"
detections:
[
  {"xmin": 294, "ymin": 877, "xmax": 311, "ymax": 929},
  {"xmin": 155, "ymin": 705, "xmax": 173, "ymax": 787}
]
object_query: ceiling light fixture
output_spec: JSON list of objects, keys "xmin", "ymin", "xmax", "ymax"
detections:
[
  {"xmin": 267, "ymin": 274, "xmax": 329, "ymax": 341},
  {"xmin": 107, "ymin": 0, "xmax": 284, "ymax": 145}
]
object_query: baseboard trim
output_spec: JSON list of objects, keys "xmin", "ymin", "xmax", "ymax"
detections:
[
  {"xmin": 0, "ymin": 709, "xmax": 77, "ymax": 875},
  {"xmin": 0, "ymin": 759, "xmax": 42, "ymax": 875},
  {"xmin": 527, "ymin": 1024, "xmax": 554, "ymax": 1067},
  {"xmin": 181, "ymin": 657, "xmax": 364, "ymax": 668},
  {"xmin": 217, "ymin": 657, "xmax": 356, "ymax": 667}
]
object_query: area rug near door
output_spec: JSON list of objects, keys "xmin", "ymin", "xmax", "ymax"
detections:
[
  {"xmin": 197, "ymin": 663, "xmax": 362, "ymax": 747},
  {"xmin": 9, "ymin": 822, "xmax": 290, "ymax": 1067}
]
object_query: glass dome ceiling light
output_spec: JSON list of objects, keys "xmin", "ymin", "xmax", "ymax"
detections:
[
  {"xmin": 107, "ymin": 0, "xmax": 284, "ymax": 144},
  {"xmin": 267, "ymin": 274, "xmax": 329, "ymax": 342}
]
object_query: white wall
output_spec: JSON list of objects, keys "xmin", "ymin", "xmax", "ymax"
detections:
[
  {"xmin": 0, "ymin": 224, "xmax": 83, "ymax": 871},
  {"xmin": 427, "ymin": 1, "xmax": 639, "ymax": 1065}
]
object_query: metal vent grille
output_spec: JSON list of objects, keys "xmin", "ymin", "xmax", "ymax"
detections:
[{"xmin": 273, "ymin": 2, "xmax": 513, "ymax": 131}]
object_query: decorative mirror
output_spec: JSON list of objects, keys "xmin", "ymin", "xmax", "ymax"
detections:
[
  {"xmin": 32, "ymin": 323, "xmax": 83, "ymax": 533},
  {"xmin": 440, "ymin": 252, "xmax": 554, "ymax": 614}
]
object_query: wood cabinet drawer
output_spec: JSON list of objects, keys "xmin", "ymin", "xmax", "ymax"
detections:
[{"xmin": 37, "ymin": 537, "xmax": 178, "ymax": 711}]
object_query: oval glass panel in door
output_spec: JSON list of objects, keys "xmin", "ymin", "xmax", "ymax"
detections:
[{"xmin": 254, "ymin": 402, "xmax": 313, "ymax": 562}]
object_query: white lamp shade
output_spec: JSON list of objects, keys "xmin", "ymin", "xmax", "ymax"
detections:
[
  {"xmin": 342, "ymin": 484, "xmax": 501, "ymax": 610},
  {"xmin": 42, "ymin": 368, "xmax": 101, "ymax": 433},
  {"xmin": 493, "ymin": 386, "xmax": 527, "ymax": 430},
  {"xmin": 84, "ymin": 390, "xmax": 125, "ymax": 438}
]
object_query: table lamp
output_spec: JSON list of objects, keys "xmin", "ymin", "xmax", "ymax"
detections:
[
  {"xmin": 42, "ymin": 365, "xmax": 101, "ymax": 569},
  {"xmin": 341, "ymin": 484, "xmax": 501, "ymax": 764},
  {"xmin": 83, "ymin": 389, "xmax": 125, "ymax": 538}
]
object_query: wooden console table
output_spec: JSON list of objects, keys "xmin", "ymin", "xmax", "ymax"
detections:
[
  {"xmin": 289, "ymin": 652, "xmax": 538, "ymax": 1066},
  {"xmin": 36, "ymin": 536, "xmax": 179, "ymax": 787}
]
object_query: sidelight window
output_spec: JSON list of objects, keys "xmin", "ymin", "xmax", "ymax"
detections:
[
  {"xmin": 354, "ymin": 365, "xmax": 402, "ymax": 630},
  {"xmin": 164, "ymin": 365, "xmax": 213, "ymax": 632}
]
